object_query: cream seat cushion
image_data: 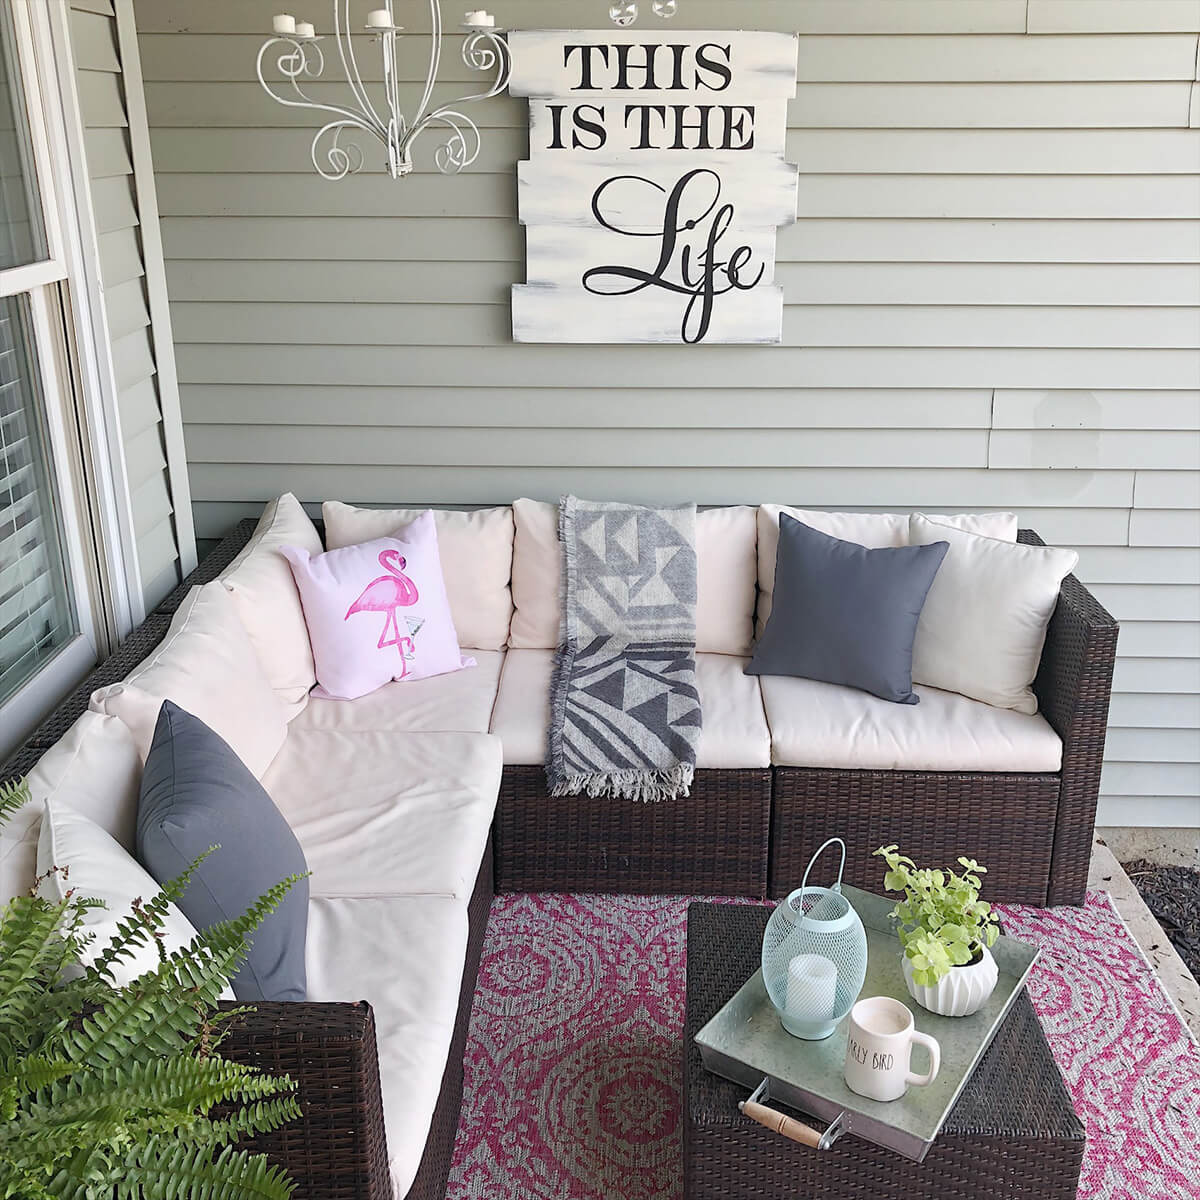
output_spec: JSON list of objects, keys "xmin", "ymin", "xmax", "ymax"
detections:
[
  {"xmin": 0, "ymin": 710, "xmax": 141, "ymax": 902},
  {"xmin": 290, "ymin": 650, "xmax": 504, "ymax": 734},
  {"xmin": 760, "ymin": 674, "xmax": 1063, "ymax": 772},
  {"xmin": 490, "ymin": 648, "xmax": 770, "ymax": 769},
  {"xmin": 323, "ymin": 502, "xmax": 514, "ymax": 651},
  {"xmin": 90, "ymin": 582, "xmax": 289, "ymax": 779},
  {"xmin": 262, "ymin": 729, "xmax": 502, "ymax": 900},
  {"xmin": 509, "ymin": 500, "xmax": 758, "ymax": 655},
  {"xmin": 219, "ymin": 493, "xmax": 323, "ymax": 720},
  {"xmin": 755, "ymin": 507, "xmax": 1019, "ymax": 635},
  {"xmin": 305, "ymin": 894, "xmax": 468, "ymax": 1199}
]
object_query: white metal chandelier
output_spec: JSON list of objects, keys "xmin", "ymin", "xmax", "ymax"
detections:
[{"xmin": 258, "ymin": 2, "xmax": 510, "ymax": 181}]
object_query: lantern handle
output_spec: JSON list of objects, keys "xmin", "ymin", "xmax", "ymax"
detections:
[{"xmin": 799, "ymin": 836, "xmax": 847, "ymax": 898}]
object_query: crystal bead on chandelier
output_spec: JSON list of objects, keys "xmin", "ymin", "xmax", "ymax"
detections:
[{"xmin": 257, "ymin": 3, "xmax": 510, "ymax": 181}]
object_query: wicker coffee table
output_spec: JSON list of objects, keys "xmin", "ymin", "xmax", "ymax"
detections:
[{"xmin": 684, "ymin": 903, "xmax": 1085, "ymax": 1200}]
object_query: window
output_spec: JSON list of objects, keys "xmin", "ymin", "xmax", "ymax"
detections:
[{"xmin": 0, "ymin": 0, "xmax": 105, "ymax": 755}]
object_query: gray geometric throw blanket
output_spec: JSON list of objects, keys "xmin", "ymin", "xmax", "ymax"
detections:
[{"xmin": 547, "ymin": 496, "xmax": 702, "ymax": 803}]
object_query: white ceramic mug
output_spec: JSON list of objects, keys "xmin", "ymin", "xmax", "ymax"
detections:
[{"xmin": 843, "ymin": 996, "xmax": 941, "ymax": 1103}]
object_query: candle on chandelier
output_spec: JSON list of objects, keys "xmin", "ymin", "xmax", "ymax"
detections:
[
  {"xmin": 295, "ymin": 20, "xmax": 315, "ymax": 37},
  {"xmin": 272, "ymin": 13, "xmax": 297, "ymax": 34},
  {"xmin": 463, "ymin": 10, "xmax": 495, "ymax": 27},
  {"xmin": 366, "ymin": 9, "xmax": 393, "ymax": 27}
]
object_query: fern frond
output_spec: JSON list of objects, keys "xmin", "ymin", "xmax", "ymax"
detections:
[
  {"xmin": 116, "ymin": 1141, "xmax": 295, "ymax": 1200},
  {"xmin": 0, "ymin": 777, "xmax": 30, "ymax": 834}
]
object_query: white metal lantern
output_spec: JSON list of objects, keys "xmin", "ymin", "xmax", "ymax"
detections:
[{"xmin": 761, "ymin": 837, "xmax": 868, "ymax": 1041}]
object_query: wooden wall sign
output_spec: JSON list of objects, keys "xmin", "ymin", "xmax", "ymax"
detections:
[{"xmin": 508, "ymin": 30, "xmax": 799, "ymax": 345}]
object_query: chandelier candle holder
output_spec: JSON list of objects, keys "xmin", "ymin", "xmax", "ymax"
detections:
[{"xmin": 258, "ymin": 2, "xmax": 510, "ymax": 181}]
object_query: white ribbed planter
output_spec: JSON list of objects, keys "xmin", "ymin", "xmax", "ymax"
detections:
[{"xmin": 902, "ymin": 946, "xmax": 999, "ymax": 1018}]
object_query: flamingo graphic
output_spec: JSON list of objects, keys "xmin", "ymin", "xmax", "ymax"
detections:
[{"xmin": 345, "ymin": 550, "xmax": 420, "ymax": 677}]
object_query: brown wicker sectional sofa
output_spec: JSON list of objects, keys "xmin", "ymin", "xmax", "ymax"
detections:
[{"xmin": 0, "ymin": 503, "xmax": 1117, "ymax": 1199}]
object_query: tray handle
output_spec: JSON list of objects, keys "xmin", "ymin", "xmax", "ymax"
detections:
[{"xmin": 737, "ymin": 1080, "xmax": 848, "ymax": 1151}]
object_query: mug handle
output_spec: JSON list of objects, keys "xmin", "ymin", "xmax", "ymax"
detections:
[{"xmin": 906, "ymin": 1031, "xmax": 941, "ymax": 1088}]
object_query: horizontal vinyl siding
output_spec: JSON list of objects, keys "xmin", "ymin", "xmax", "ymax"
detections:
[
  {"xmin": 71, "ymin": 1, "xmax": 182, "ymax": 610},
  {"xmin": 136, "ymin": 0, "xmax": 1200, "ymax": 828}
]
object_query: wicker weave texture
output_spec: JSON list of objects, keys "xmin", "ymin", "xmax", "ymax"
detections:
[
  {"xmin": 769, "ymin": 768, "xmax": 1061, "ymax": 905},
  {"xmin": 495, "ymin": 766, "xmax": 772, "ymax": 897},
  {"xmin": 220, "ymin": 1000, "xmax": 391, "ymax": 1200},
  {"xmin": 154, "ymin": 518, "xmax": 260, "ymax": 614},
  {"xmin": 684, "ymin": 903, "xmax": 1083, "ymax": 1200},
  {"xmin": 406, "ymin": 839, "xmax": 495, "ymax": 1200}
]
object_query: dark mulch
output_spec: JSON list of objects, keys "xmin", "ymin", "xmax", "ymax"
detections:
[{"xmin": 1122, "ymin": 859, "xmax": 1200, "ymax": 983}]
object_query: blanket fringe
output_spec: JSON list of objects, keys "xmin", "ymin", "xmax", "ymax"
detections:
[{"xmin": 551, "ymin": 764, "xmax": 695, "ymax": 804}]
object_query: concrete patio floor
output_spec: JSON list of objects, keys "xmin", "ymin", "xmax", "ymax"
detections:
[{"xmin": 1088, "ymin": 840, "xmax": 1200, "ymax": 1041}]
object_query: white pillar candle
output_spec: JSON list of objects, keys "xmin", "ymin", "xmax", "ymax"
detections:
[
  {"xmin": 463, "ymin": 10, "xmax": 495, "ymax": 27},
  {"xmin": 785, "ymin": 953, "xmax": 838, "ymax": 1023},
  {"xmin": 294, "ymin": 21, "xmax": 315, "ymax": 38},
  {"xmin": 366, "ymin": 9, "xmax": 393, "ymax": 27},
  {"xmin": 272, "ymin": 13, "xmax": 297, "ymax": 34}
]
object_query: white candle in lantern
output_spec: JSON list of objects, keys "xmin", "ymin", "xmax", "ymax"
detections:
[
  {"xmin": 463, "ymin": 10, "xmax": 495, "ymax": 27},
  {"xmin": 785, "ymin": 953, "xmax": 838, "ymax": 1023},
  {"xmin": 272, "ymin": 13, "xmax": 297, "ymax": 34},
  {"xmin": 294, "ymin": 21, "xmax": 315, "ymax": 38},
  {"xmin": 366, "ymin": 9, "xmax": 393, "ymax": 27}
]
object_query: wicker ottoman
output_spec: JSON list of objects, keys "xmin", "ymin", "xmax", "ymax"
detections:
[{"xmin": 684, "ymin": 903, "xmax": 1084, "ymax": 1200}]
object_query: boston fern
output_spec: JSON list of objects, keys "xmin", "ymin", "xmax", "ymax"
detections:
[{"xmin": 0, "ymin": 777, "xmax": 303, "ymax": 1200}]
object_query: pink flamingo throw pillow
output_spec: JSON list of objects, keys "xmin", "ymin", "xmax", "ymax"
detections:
[{"xmin": 281, "ymin": 511, "xmax": 475, "ymax": 700}]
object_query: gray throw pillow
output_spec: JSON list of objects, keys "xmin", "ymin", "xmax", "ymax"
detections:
[
  {"xmin": 745, "ymin": 514, "xmax": 948, "ymax": 705},
  {"xmin": 138, "ymin": 700, "xmax": 309, "ymax": 1001}
]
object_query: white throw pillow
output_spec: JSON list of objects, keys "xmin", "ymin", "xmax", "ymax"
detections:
[
  {"xmin": 90, "ymin": 582, "xmax": 288, "ymax": 779},
  {"xmin": 37, "ymin": 798, "xmax": 216, "ymax": 990},
  {"xmin": 220, "ymin": 493, "xmax": 323, "ymax": 719},
  {"xmin": 756, "ymin": 506, "xmax": 1019, "ymax": 634},
  {"xmin": 507, "ymin": 500, "xmax": 758, "ymax": 654},
  {"xmin": 323, "ymin": 502, "xmax": 514, "ymax": 651},
  {"xmin": 908, "ymin": 513, "xmax": 1078, "ymax": 714}
]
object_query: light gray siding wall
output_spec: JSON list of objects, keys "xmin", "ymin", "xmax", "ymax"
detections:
[
  {"xmin": 136, "ymin": 0, "xmax": 1200, "ymax": 829},
  {"xmin": 70, "ymin": 0, "xmax": 189, "ymax": 611}
]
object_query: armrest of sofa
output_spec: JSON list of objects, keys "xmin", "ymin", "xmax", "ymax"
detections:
[
  {"xmin": 218, "ymin": 1000, "xmax": 391, "ymax": 1200},
  {"xmin": 1019, "ymin": 529, "xmax": 1120, "ymax": 905}
]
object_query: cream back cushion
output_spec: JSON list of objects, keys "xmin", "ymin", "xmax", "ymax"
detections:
[
  {"xmin": 0, "ymin": 710, "xmax": 141, "ymax": 902},
  {"xmin": 91, "ymin": 582, "xmax": 288, "ymax": 779},
  {"xmin": 908, "ymin": 513, "xmax": 1078, "ymax": 714},
  {"xmin": 323, "ymin": 502, "xmax": 514, "ymax": 651},
  {"xmin": 220, "ymin": 493, "xmax": 323, "ymax": 719},
  {"xmin": 508, "ymin": 500, "xmax": 758, "ymax": 655},
  {"xmin": 755, "ymin": 506, "xmax": 1019, "ymax": 635}
]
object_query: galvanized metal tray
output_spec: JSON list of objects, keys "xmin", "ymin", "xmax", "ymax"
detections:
[{"xmin": 694, "ymin": 884, "xmax": 1040, "ymax": 1162}]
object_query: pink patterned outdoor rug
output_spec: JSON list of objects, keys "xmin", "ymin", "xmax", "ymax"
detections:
[{"xmin": 444, "ymin": 892, "xmax": 1200, "ymax": 1200}]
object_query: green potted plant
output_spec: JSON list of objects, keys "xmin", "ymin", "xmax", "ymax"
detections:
[
  {"xmin": 873, "ymin": 844, "xmax": 1001, "ymax": 1018},
  {"xmin": 0, "ymin": 777, "xmax": 302, "ymax": 1198}
]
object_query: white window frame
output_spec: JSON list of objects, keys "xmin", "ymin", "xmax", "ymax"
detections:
[{"xmin": 0, "ymin": 0, "xmax": 142, "ymax": 754}]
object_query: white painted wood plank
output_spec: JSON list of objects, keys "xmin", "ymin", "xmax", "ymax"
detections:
[
  {"xmin": 1092, "ymin": 586, "xmax": 1199, "ymax": 621},
  {"xmin": 111, "ymin": 328, "xmax": 155, "ymax": 392},
  {"xmin": 174, "ymin": 343, "xmax": 1200, "ymax": 390},
  {"xmin": 104, "ymin": 277, "xmax": 150, "ymax": 342},
  {"xmin": 517, "ymin": 158, "xmax": 798, "ymax": 230},
  {"xmin": 72, "ymin": 0, "xmax": 115, "ymax": 15},
  {"xmin": 1190, "ymin": 80, "xmax": 1200, "ymax": 127},
  {"xmin": 508, "ymin": 30, "xmax": 799, "ymax": 99},
  {"xmin": 185, "ymin": 425, "xmax": 988, "ymax": 469},
  {"xmin": 995, "ymin": 390, "xmax": 1200, "ymax": 430},
  {"xmin": 1100, "ymin": 761, "xmax": 1199, "ymax": 796},
  {"xmin": 1110, "ymin": 692, "xmax": 1200, "ymax": 726},
  {"xmin": 123, "ymin": 421, "xmax": 167, "ymax": 490},
  {"xmin": 794, "ymin": 34, "xmax": 1199, "ymax": 81},
  {"xmin": 117, "ymin": 374, "xmax": 163, "ymax": 441},
  {"xmin": 135, "ymin": 514, "xmax": 180, "ymax": 584},
  {"xmin": 782, "ymin": 219, "xmax": 1200, "ymax": 264},
  {"xmin": 788, "ymin": 128, "xmax": 1200, "ymax": 174},
  {"xmin": 1131, "ymin": 508, "xmax": 1200, "ymax": 545},
  {"xmin": 1118, "ymin": 621, "xmax": 1200, "ymax": 656},
  {"xmin": 796, "ymin": 174, "xmax": 1200, "ymax": 219},
  {"xmin": 90, "ymin": 175, "xmax": 138, "ymax": 234},
  {"xmin": 69, "ymin": 8, "xmax": 120, "ymax": 72},
  {"xmin": 1107, "ymin": 727, "xmax": 1200, "ymax": 762},
  {"xmin": 126, "ymin": 0, "xmax": 1030, "ymax": 37},
  {"xmin": 179, "ymin": 385, "xmax": 995, "ymax": 429},
  {"xmin": 77, "ymin": 69, "xmax": 127, "ymax": 127},
  {"xmin": 1114, "ymin": 657, "xmax": 1200, "ymax": 693},
  {"xmin": 1077, "ymin": 546, "xmax": 1200, "ymax": 583},
  {"xmin": 1096, "ymin": 795, "xmax": 1200, "ymax": 826},
  {"xmin": 1028, "ymin": 1, "xmax": 1200, "ymax": 34},
  {"xmin": 1135, "ymin": 471, "xmax": 1200, "ymax": 508},
  {"xmin": 129, "ymin": 472, "xmax": 172, "ymax": 537},
  {"xmin": 97, "ymin": 227, "xmax": 145, "ymax": 288},
  {"xmin": 991, "ymin": 430, "xmax": 1200, "ymax": 469},
  {"xmin": 83, "ymin": 127, "xmax": 131, "ymax": 179}
]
